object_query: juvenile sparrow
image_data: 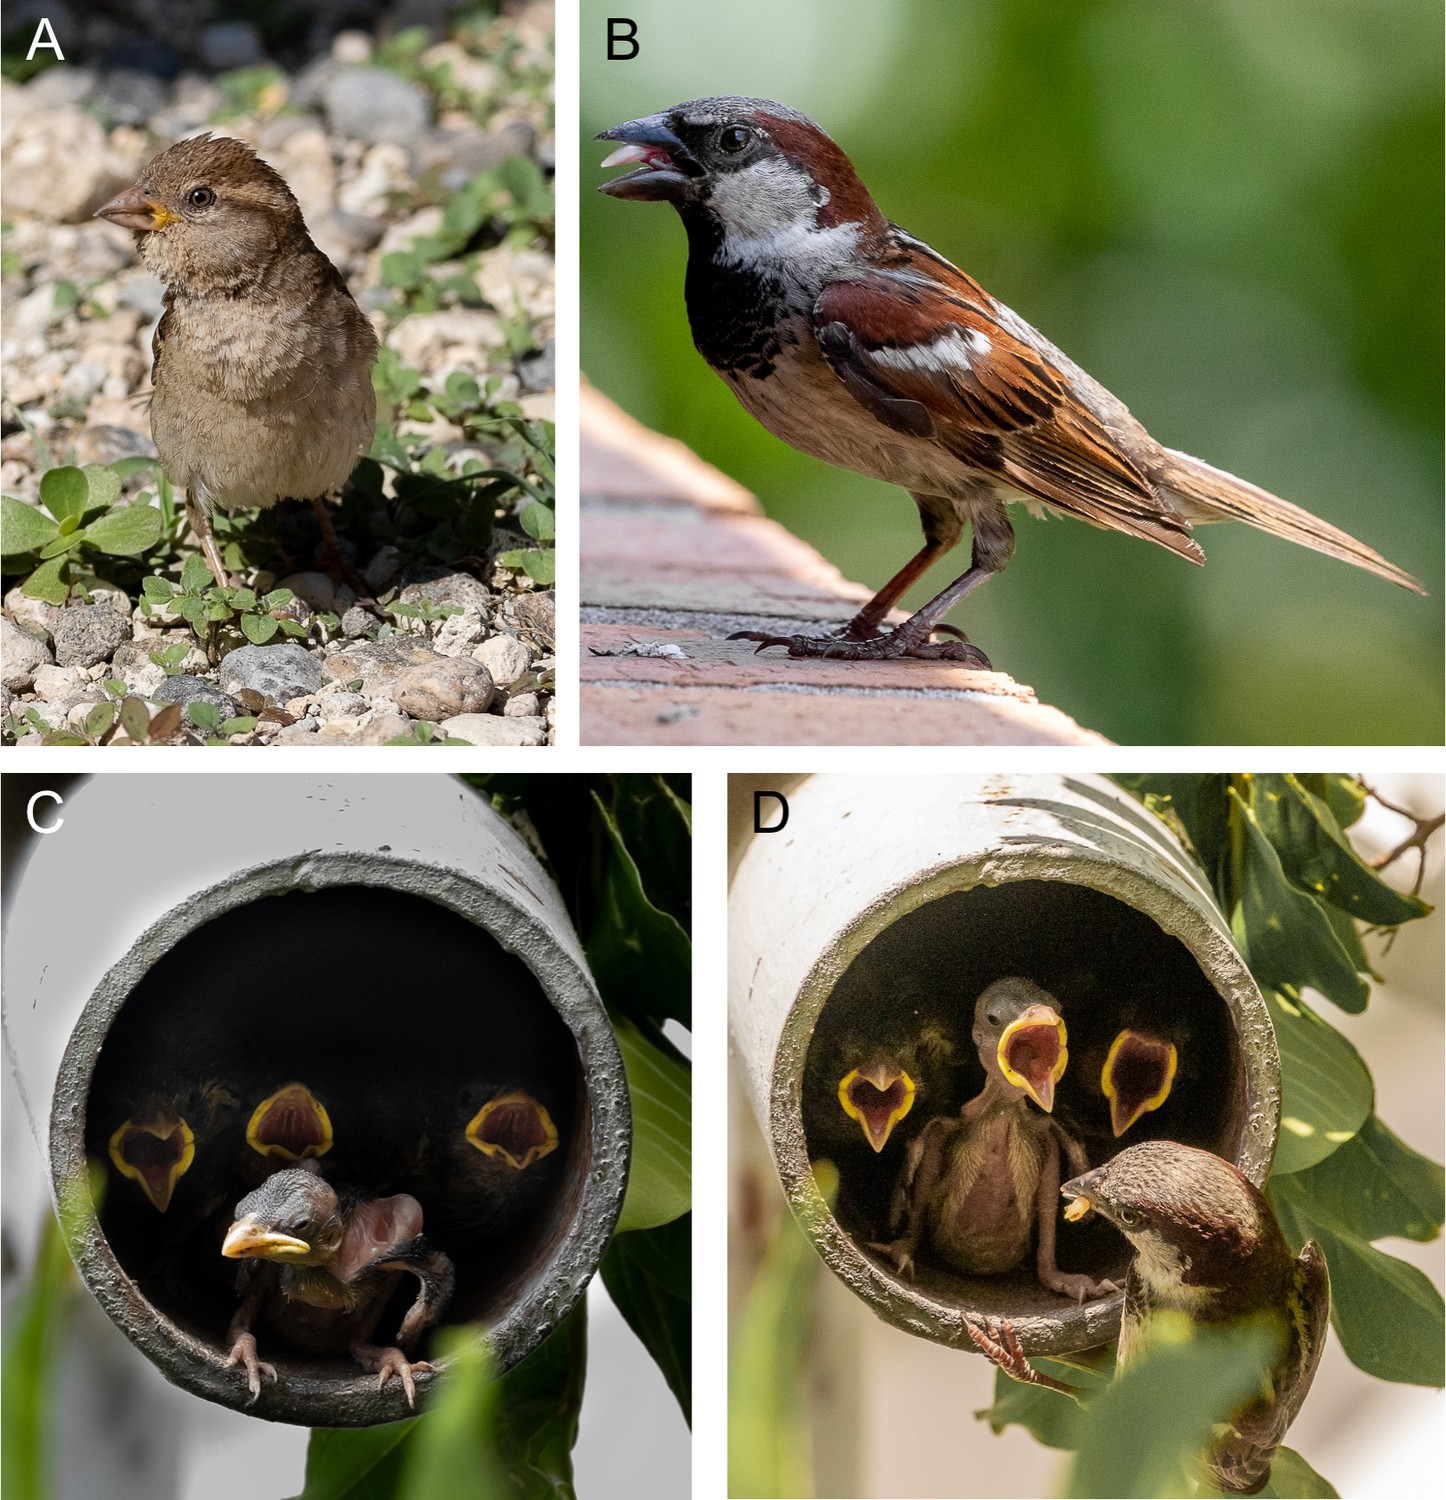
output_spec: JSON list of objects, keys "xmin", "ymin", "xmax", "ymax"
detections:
[
  {"xmin": 877, "ymin": 978, "xmax": 1115, "ymax": 1301},
  {"xmin": 599, "ymin": 98, "xmax": 1423, "ymax": 664},
  {"xmin": 97, "ymin": 134, "xmax": 378, "ymax": 587},
  {"xmin": 1059, "ymin": 1142, "xmax": 1330, "ymax": 1494}
]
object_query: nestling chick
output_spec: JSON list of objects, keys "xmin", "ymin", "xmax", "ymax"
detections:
[
  {"xmin": 418, "ymin": 1082, "xmax": 563, "ymax": 1244},
  {"xmin": 241, "ymin": 1080, "xmax": 334, "ymax": 1185},
  {"xmin": 600, "ymin": 99, "xmax": 1421, "ymax": 664},
  {"xmin": 805, "ymin": 1017, "xmax": 952, "ymax": 1158},
  {"xmin": 878, "ymin": 978, "xmax": 1116, "ymax": 1301},
  {"xmin": 96, "ymin": 134, "xmax": 378, "ymax": 587},
  {"xmin": 221, "ymin": 1163, "xmax": 454, "ymax": 1409},
  {"xmin": 1099, "ymin": 1028, "xmax": 1178, "ymax": 1138},
  {"xmin": 1059, "ymin": 1141, "xmax": 1330, "ymax": 1494}
]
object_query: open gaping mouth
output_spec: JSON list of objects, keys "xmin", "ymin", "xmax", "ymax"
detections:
[{"xmin": 597, "ymin": 116, "xmax": 699, "ymax": 201}]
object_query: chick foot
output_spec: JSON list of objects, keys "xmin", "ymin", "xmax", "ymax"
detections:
[
  {"xmin": 869, "ymin": 1238, "xmax": 919, "ymax": 1279},
  {"xmin": 964, "ymin": 1314, "xmax": 1081, "ymax": 1400},
  {"xmin": 355, "ymin": 1343, "xmax": 435, "ymax": 1409},
  {"xmin": 226, "ymin": 1331, "xmax": 278, "ymax": 1404},
  {"xmin": 1039, "ymin": 1268, "xmax": 1122, "ymax": 1303}
]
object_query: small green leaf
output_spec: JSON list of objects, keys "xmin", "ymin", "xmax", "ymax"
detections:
[
  {"xmin": 20, "ymin": 555, "xmax": 70, "ymax": 604},
  {"xmin": 519, "ymin": 501, "xmax": 555, "ymax": 542},
  {"xmin": 1266, "ymin": 990, "xmax": 1373, "ymax": 1175},
  {"xmin": 119, "ymin": 697, "xmax": 150, "ymax": 742},
  {"xmin": 82, "ymin": 502, "xmax": 163, "ymax": 557},
  {"xmin": 80, "ymin": 464, "xmax": 122, "ymax": 510},
  {"xmin": 37, "ymin": 531, "xmax": 85, "ymax": 559},
  {"xmin": 218, "ymin": 716, "xmax": 258, "ymax": 735},
  {"xmin": 279, "ymin": 618, "xmax": 309, "ymax": 638},
  {"xmin": 84, "ymin": 701, "xmax": 117, "ymax": 741},
  {"xmin": 38, "ymin": 466, "xmax": 89, "ymax": 526},
  {"xmin": 181, "ymin": 553, "xmax": 216, "ymax": 592},
  {"xmin": 228, "ymin": 588, "xmax": 258, "ymax": 612},
  {"xmin": 261, "ymin": 588, "xmax": 294, "ymax": 610},
  {"xmin": 186, "ymin": 700, "xmax": 219, "ymax": 732},
  {"xmin": 497, "ymin": 547, "xmax": 555, "ymax": 585},
  {"xmin": 613, "ymin": 1017, "xmax": 690, "ymax": 1233},
  {"xmin": 102, "ymin": 678, "xmax": 126, "ymax": 698},
  {"xmin": 444, "ymin": 370, "xmax": 481, "ymax": 406},
  {"xmin": 1257, "ymin": 1445, "xmax": 1338, "ymax": 1497},
  {"xmin": 242, "ymin": 614, "xmax": 280, "ymax": 645},
  {"xmin": 141, "ymin": 575, "xmax": 178, "ymax": 603},
  {"xmin": 1, "ymin": 494, "xmax": 60, "ymax": 556},
  {"xmin": 291, "ymin": 1421, "xmax": 418, "ymax": 1500}
]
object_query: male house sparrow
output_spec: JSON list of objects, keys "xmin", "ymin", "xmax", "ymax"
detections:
[
  {"xmin": 96, "ymin": 134, "xmax": 378, "ymax": 587},
  {"xmin": 877, "ymin": 978, "xmax": 1115, "ymax": 1301},
  {"xmin": 599, "ymin": 99, "xmax": 1422, "ymax": 664}
]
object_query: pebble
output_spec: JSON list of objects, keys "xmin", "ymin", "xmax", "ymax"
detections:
[
  {"xmin": 219, "ymin": 643, "xmax": 324, "ymax": 702},
  {"xmin": 440, "ymin": 713, "xmax": 547, "ymax": 746},
  {"xmin": 340, "ymin": 606, "xmax": 373, "ymax": 639},
  {"xmin": 31, "ymin": 663, "xmax": 89, "ymax": 702},
  {"xmin": 200, "ymin": 21, "xmax": 266, "ymax": 71},
  {"xmin": 325, "ymin": 69, "xmax": 431, "ymax": 146},
  {"xmin": 387, "ymin": 656, "xmax": 495, "ymax": 720},
  {"xmin": 275, "ymin": 571, "xmax": 356, "ymax": 615},
  {"xmin": 52, "ymin": 601, "xmax": 130, "ymax": 668},
  {"xmin": 504, "ymin": 692, "xmax": 540, "ymax": 718},
  {"xmin": 151, "ymin": 676, "xmax": 241, "ymax": 721},
  {"xmin": 5, "ymin": 587, "xmax": 58, "ymax": 638},
  {"xmin": 433, "ymin": 606, "xmax": 486, "ymax": 657},
  {"xmin": 473, "ymin": 634, "xmax": 532, "ymax": 686}
]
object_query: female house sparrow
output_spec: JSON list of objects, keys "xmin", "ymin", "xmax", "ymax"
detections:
[
  {"xmin": 599, "ymin": 99, "xmax": 1422, "ymax": 664},
  {"xmin": 96, "ymin": 134, "xmax": 378, "ymax": 587}
]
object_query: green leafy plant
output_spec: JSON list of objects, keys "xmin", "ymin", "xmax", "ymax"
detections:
[
  {"xmin": 387, "ymin": 597, "xmax": 463, "ymax": 640},
  {"xmin": 384, "ymin": 720, "xmax": 471, "ymax": 747},
  {"xmin": 141, "ymin": 556, "xmax": 307, "ymax": 660},
  {"xmin": 2, "ymin": 465, "xmax": 163, "ymax": 603}
]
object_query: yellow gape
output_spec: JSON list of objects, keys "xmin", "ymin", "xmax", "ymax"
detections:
[
  {"xmin": 467, "ymin": 1090, "xmax": 559, "ymax": 1170},
  {"xmin": 837, "ymin": 1065, "xmax": 916, "ymax": 1153},
  {"xmin": 108, "ymin": 1111, "xmax": 196, "ymax": 1212}
]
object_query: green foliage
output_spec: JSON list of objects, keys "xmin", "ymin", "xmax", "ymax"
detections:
[
  {"xmin": 141, "ymin": 558, "xmax": 308, "ymax": 660},
  {"xmin": 1, "ymin": 1218, "xmax": 77, "ymax": 1500},
  {"xmin": 729, "ymin": 1163, "xmax": 837, "ymax": 1499},
  {"xmin": 600, "ymin": 1214, "xmax": 690, "ymax": 1423},
  {"xmin": 387, "ymin": 597, "xmax": 463, "ymax": 639},
  {"xmin": 1116, "ymin": 773, "xmax": 1443, "ymax": 1394},
  {"xmin": 2, "ymin": 464, "xmax": 163, "ymax": 603},
  {"xmin": 384, "ymin": 721, "xmax": 472, "ymax": 747},
  {"xmin": 612, "ymin": 1016, "xmax": 690, "ymax": 1233}
]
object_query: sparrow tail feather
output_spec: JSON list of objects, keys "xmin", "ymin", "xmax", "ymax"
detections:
[{"xmin": 1160, "ymin": 448, "xmax": 1425, "ymax": 594}]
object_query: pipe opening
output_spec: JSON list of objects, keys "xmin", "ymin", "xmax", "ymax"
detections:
[
  {"xmin": 79, "ymin": 885, "xmax": 587, "ymax": 1388},
  {"xmin": 801, "ymin": 878, "xmax": 1244, "ymax": 1318}
]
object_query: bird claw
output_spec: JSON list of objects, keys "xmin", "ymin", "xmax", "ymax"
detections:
[
  {"xmin": 728, "ymin": 626, "xmax": 991, "ymax": 667},
  {"xmin": 362, "ymin": 1347, "xmax": 434, "ymax": 1410},
  {"xmin": 226, "ymin": 1333, "xmax": 278, "ymax": 1404},
  {"xmin": 964, "ymin": 1314, "xmax": 1079, "ymax": 1398},
  {"xmin": 1040, "ymin": 1270, "xmax": 1122, "ymax": 1303},
  {"xmin": 869, "ymin": 1239, "xmax": 917, "ymax": 1279}
]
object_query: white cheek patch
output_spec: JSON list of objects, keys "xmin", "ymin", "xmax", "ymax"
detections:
[
  {"xmin": 871, "ymin": 327, "xmax": 993, "ymax": 375},
  {"xmin": 1131, "ymin": 1227, "xmax": 1216, "ymax": 1312}
]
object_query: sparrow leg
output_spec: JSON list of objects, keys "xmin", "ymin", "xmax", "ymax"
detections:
[
  {"xmin": 739, "ymin": 505, "xmax": 1012, "ymax": 665},
  {"xmin": 185, "ymin": 487, "xmax": 233, "ymax": 588},
  {"xmin": 225, "ymin": 1263, "xmax": 279, "ymax": 1404},
  {"xmin": 1035, "ymin": 1130, "xmax": 1120, "ymax": 1302},
  {"xmin": 964, "ymin": 1314, "xmax": 1082, "ymax": 1400},
  {"xmin": 309, "ymin": 493, "xmax": 374, "ymax": 604},
  {"xmin": 870, "ymin": 1119, "xmax": 949, "ymax": 1277}
]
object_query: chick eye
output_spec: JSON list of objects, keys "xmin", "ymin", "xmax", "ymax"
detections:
[
  {"xmin": 187, "ymin": 186, "xmax": 216, "ymax": 208},
  {"xmin": 986, "ymin": 1012, "xmax": 1000, "ymax": 1027},
  {"xmin": 718, "ymin": 125, "xmax": 752, "ymax": 154}
]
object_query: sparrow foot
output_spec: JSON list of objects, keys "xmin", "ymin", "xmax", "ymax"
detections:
[
  {"xmin": 1039, "ymin": 1269, "xmax": 1122, "ymax": 1303},
  {"xmin": 226, "ymin": 1332, "xmax": 278, "ymax": 1404},
  {"xmin": 964, "ymin": 1314, "xmax": 1080, "ymax": 1399},
  {"xmin": 729, "ymin": 627, "xmax": 991, "ymax": 667},
  {"xmin": 355, "ymin": 1344, "xmax": 434, "ymax": 1409},
  {"xmin": 869, "ymin": 1238, "xmax": 918, "ymax": 1279}
]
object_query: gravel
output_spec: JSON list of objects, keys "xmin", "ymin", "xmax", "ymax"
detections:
[{"xmin": 219, "ymin": 643, "xmax": 324, "ymax": 702}]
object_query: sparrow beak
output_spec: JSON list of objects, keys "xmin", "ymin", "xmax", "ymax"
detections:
[
  {"xmin": 837, "ymin": 1063, "xmax": 916, "ymax": 1153},
  {"xmin": 597, "ymin": 115, "xmax": 699, "ymax": 201},
  {"xmin": 221, "ymin": 1218, "xmax": 312, "ymax": 1261},
  {"xmin": 997, "ymin": 1004, "xmax": 1069, "ymax": 1113},
  {"xmin": 246, "ymin": 1082, "xmax": 334, "ymax": 1163},
  {"xmin": 465, "ymin": 1090, "xmax": 559, "ymax": 1171},
  {"xmin": 1060, "ymin": 1167, "xmax": 1102, "ymax": 1224},
  {"xmin": 108, "ymin": 1110, "xmax": 195, "ymax": 1213},
  {"xmin": 95, "ymin": 185, "xmax": 177, "ymax": 233},
  {"xmin": 1101, "ymin": 1030, "xmax": 1178, "ymax": 1137}
]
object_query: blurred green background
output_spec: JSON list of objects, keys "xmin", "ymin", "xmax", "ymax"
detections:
[{"xmin": 582, "ymin": 0, "xmax": 1443, "ymax": 745}]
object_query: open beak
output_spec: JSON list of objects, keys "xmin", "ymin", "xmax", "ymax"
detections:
[
  {"xmin": 95, "ymin": 185, "xmax": 176, "ymax": 233},
  {"xmin": 997, "ymin": 1004, "xmax": 1068, "ymax": 1112},
  {"xmin": 108, "ymin": 1110, "xmax": 195, "ymax": 1213},
  {"xmin": 466, "ymin": 1090, "xmax": 559, "ymax": 1170},
  {"xmin": 837, "ymin": 1062, "xmax": 916, "ymax": 1153},
  {"xmin": 246, "ymin": 1082, "xmax": 333, "ymax": 1163},
  {"xmin": 1101, "ymin": 1030, "xmax": 1178, "ymax": 1137},
  {"xmin": 1060, "ymin": 1167, "xmax": 1102, "ymax": 1224},
  {"xmin": 221, "ymin": 1218, "xmax": 312, "ymax": 1261},
  {"xmin": 597, "ymin": 115, "xmax": 699, "ymax": 201}
]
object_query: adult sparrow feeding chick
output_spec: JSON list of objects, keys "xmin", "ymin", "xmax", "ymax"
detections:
[
  {"xmin": 878, "ymin": 978, "xmax": 1115, "ymax": 1301},
  {"xmin": 96, "ymin": 134, "xmax": 378, "ymax": 587},
  {"xmin": 969, "ymin": 1141, "xmax": 1328, "ymax": 1494},
  {"xmin": 599, "ymin": 99, "xmax": 1422, "ymax": 665}
]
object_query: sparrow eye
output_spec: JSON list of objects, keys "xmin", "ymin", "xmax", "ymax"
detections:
[
  {"xmin": 1116, "ymin": 1206, "xmax": 1141, "ymax": 1228},
  {"xmin": 188, "ymin": 186, "xmax": 216, "ymax": 208},
  {"xmin": 718, "ymin": 125, "xmax": 752, "ymax": 154},
  {"xmin": 986, "ymin": 1012, "xmax": 1000, "ymax": 1027}
]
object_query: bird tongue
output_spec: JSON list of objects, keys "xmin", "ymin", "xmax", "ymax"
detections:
[
  {"xmin": 249, "ymin": 1083, "xmax": 332, "ymax": 1162},
  {"xmin": 999, "ymin": 1006, "xmax": 1066, "ymax": 1112},
  {"xmin": 469, "ymin": 1092, "xmax": 559, "ymax": 1170},
  {"xmin": 599, "ymin": 143, "xmax": 675, "ymax": 171}
]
